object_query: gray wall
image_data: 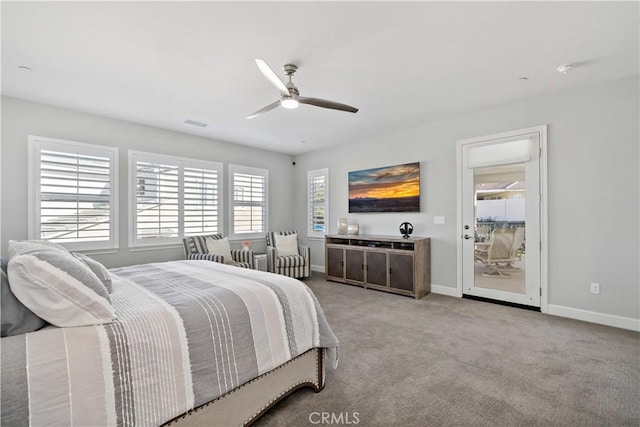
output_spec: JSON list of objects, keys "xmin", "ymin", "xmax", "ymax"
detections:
[
  {"xmin": 293, "ymin": 75, "xmax": 639, "ymax": 320},
  {"xmin": 1, "ymin": 96, "xmax": 295, "ymax": 267},
  {"xmin": 2, "ymin": 76, "xmax": 638, "ymax": 322}
]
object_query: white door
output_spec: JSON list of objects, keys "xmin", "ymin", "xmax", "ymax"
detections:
[{"xmin": 458, "ymin": 126, "xmax": 546, "ymax": 307}]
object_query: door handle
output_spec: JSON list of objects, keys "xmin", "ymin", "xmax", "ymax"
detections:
[{"xmin": 464, "ymin": 234, "xmax": 474, "ymax": 240}]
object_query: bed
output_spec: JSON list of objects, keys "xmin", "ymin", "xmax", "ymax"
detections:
[{"xmin": 1, "ymin": 259, "xmax": 338, "ymax": 426}]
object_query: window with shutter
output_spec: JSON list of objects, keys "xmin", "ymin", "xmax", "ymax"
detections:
[
  {"xmin": 229, "ymin": 165, "xmax": 268, "ymax": 240},
  {"xmin": 134, "ymin": 160, "xmax": 179, "ymax": 241},
  {"xmin": 308, "ymin": 169, "xmax": 329, "ymax": 238},
  {"xmin": 183, "ymin": 167, "xmax": 220, "ymax": 236},
  {"xmin": 28, "ymin": 136, "xmax": 119, "ymax": 251},
  {"xmin": 129, "ymin": 151, "xmax": 222, "ymax": 247}
]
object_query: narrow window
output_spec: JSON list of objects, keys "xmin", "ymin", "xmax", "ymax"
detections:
[
  {"xmin": 308, "ymin": 168, "xmax": 329, "ymax": 238},
  {"xmin": 229, "ymin": 165, "xmax": 268, "ymax": 240}
]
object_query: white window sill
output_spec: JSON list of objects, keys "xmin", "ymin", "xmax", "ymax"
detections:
[
  {"xmin": 128, "ymin": 243, "xmax": 183, "ymax": 252},
  {"xmin": 78, "ymin": 248, "xmax": 120, "ymax": 255}
]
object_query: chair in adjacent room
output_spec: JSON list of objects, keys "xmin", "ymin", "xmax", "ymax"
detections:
[
  {"xmin": 182, "ymin": 234, "xmax": 255, "ymax": 269},
  {"xmin": 266, "ymin": 231, "xmax": 311, "ymax": 278},
  {"xmin": 474, "ymin": 228, "xmax": 516, "ymax": 277}
]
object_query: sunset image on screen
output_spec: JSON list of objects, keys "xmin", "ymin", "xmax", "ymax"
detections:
[{"xmin": 348, "ymin": 162, "xmax": 420, "ymax": 213}]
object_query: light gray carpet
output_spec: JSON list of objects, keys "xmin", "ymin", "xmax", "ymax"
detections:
[{"xmin": 256, "ymin": 273, "xmax": 640, "ymax": 427}]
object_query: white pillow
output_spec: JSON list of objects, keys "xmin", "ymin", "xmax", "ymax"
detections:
[
  {"xmin": 8, "ymin": 239, "xmax": 70, "ymax": 260},
  {"xmin": 8, "ymin": 249, "xmax": 115, "ymax": 327},
  {"xmin": 206, "ymin": 237, "xmax": 234, "ymax": 264},
  {"xmin": 274, "ymin": 233, "xmax": 299, "ymax": 257}
]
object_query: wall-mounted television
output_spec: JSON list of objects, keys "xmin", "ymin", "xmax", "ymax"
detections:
[{"xmin": 348, "ymin": 162, "xmax": 420, "ymax": 213}]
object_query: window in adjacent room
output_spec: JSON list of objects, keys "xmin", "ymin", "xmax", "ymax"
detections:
[
  {"xmin": 308, "ymin": 168, "xmax": 329, "ymax": 238},
  {"xmin": 28, "ymin": 135, "xmax": 119, "ymax": 251},
  {"xmin": 229, "ymin": 165, "xmax": 268, "ymax": 240},
  {"xmin": 130, "ymin": 151, "xmax": 222, "ymax": 247}
]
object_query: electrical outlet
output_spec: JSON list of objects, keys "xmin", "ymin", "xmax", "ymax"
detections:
[{"xmin": 590, "ymin": 282, "xmax": 600, "ymax": 294}]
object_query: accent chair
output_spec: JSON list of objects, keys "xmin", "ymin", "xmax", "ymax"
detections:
[
  {"xmin": 182, "ymin": 234, "xmax": 255, "ymax": 269},
  {"xmin": 266, "ymin": 231, "xmax": 311, "ymax": 278}
]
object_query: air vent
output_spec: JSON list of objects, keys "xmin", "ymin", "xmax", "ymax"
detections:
[{"xmin": 184, "ymin": 119, "xmax": 208, "ymax": 128}]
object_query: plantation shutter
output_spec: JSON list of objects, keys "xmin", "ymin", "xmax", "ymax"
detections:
[
  {"xmin": 231, "ymin": 166, "xmax": 267, "ymax": 237},
  {"xmin": 308, "ymin": 169, "xmax": 329, "ymax": 237},
  {"xmin": 135, "ymin": 160, "xmax": 180, "ymax": 240},
  {"xmin": 183, "ymin": 167, "xmax": 220, "ymax": 235},
  {"xmin": 39, "ymin": 149, "xmax": 112, "ymax": 243},
  {"xmin": 310, "ymin": 178, "xmax": 326, "ymax": 232},
  {"xmin": 29, "ymin": 136, "xmax": 119, "ymax": 251},
  {"xmin": 130, "ymin": 152, "xmax": 222, "ymax": 246}
]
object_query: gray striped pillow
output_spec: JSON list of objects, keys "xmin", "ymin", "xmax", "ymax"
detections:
[
  {"xmin": 8, "ymin": 248, "xmax": 115, "ymax": 327},
  {"xmin": 73, "ymin": 252, "xmax": 112, "ymax": 293}
]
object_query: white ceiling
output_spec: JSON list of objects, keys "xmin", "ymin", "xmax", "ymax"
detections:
[{"xmin": 2, "ymin": 2, "xmax": 638, "ymax": 155}]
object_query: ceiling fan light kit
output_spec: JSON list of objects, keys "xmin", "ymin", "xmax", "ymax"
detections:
[
  {"xmin": 281, "ymin": 97, "xmax": 299, "ymax": 109},
  {"xmin": 248, "ymin": 59, "xmax": 358, "ymax": 119}
]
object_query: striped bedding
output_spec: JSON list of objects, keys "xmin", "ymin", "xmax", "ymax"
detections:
[{"xmin": 1, "ymin": 260, "xmax": 338, "ymax": 426}]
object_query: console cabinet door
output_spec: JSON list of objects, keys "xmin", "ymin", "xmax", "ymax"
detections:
[
  {"xmin": 389, "ymin": 253, "xmax": 414, "ymax": 292},
  {"xmin": 366, "ymin": 251, "xmax": 388, "ymax": 286},
  {"xmin": 345, "ymin": 249, "xmax": 365, "ymax": 283},
  {"xmin": 326, "ymin": 247, "xmax": 344, "ymax": 279}
]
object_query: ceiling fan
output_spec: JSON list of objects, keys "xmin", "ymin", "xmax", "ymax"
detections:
[{"xmin": 247, "ymin": 59, "xmax": 359, "ymax": 119}]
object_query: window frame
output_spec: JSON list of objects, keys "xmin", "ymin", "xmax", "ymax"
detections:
[
  {"xmin": 28, "ymin": 135, "xmax": 119, "ymax": 251},
  {"xmin": 128, "ymin": 150, "xmax": 223, "ymax": 248},
  {"xmin": 228, "ymin": 164, "xmax": 269, "ymax": 241},
  {"xmin": 307, "ymin": 168, "xmax": 329, "ymax": 239}
]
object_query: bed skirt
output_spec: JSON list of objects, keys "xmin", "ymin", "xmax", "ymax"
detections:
[{"xmin": 163, "ymin": 348, "xmax": 324, "ymax": 427}]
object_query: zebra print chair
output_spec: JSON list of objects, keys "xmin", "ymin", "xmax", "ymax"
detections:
[
  {"xmin": 266, "ymin": 231, "xmax": 311, "ymax": 279},
  {"xmin": 182, "ymin": 234, "xmax": 255, "ymax": 269}
]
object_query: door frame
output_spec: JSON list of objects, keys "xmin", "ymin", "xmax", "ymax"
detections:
[{"xmin": 455, "ymin": 125, "xmax": 548, "ymax": 313}]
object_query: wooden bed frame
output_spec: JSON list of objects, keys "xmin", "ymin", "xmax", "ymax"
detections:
[{"xmin": 163, "ymin": 348, "xmax": 324, "ymax": 426}]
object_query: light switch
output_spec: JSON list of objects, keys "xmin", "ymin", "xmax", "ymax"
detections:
[{"xmin": 434, "ymin": 216, "xmax": 446, "ymax": 225}]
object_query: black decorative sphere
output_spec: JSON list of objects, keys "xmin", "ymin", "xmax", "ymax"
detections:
[{"xmin": 399, "ymin": 222, "xmax": 413, "ymax": 239}]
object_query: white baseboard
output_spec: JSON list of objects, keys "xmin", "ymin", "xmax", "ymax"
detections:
[
  {"xmin": 430, "ymin": 284, "xmax": 459, "ymax": 297},
  {"xmin": 547, "ymin": 304, "xmax": 640, "ymax": 332},
  {"xmin": 311, "ymin": 264, "xmax": 324, "ymax": 273}
]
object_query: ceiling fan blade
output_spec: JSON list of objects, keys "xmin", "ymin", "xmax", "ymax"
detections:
[
  {"xmin": 246, "ymin": 100, "xmax": 280, "ymax": 119},
  {"xmin": 255, "ymin": 59, "xmax": 290, "ymax": 96},
  {"xmin": 298, "ymin": 97, "xmax": 358, "ymax": 113}
]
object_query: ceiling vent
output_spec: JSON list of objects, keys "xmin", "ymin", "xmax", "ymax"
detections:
[{"xmin": 184, "ymin": 119, "xmax": 208, "ymax": 128}]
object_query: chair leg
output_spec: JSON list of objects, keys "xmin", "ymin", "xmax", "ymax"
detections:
[{"xmin": 482, "ymin": 263, "xmax": 511, "ymax": 277}]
